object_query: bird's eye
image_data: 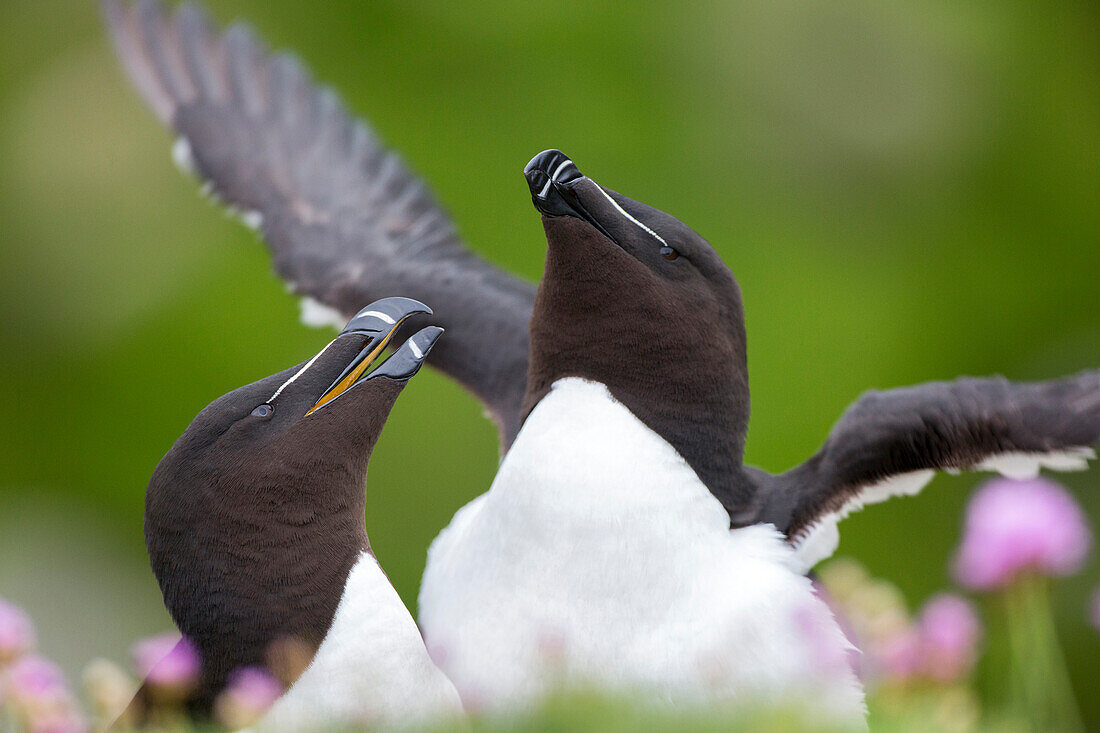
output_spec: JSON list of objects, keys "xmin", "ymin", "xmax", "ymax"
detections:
[
  {"xmin": 251, "ymin": 404, "xmax": 274, "ymax": 418},
  {"xmin": 660, "ymin": 246, "xmax": 680, "ymax": 261}
]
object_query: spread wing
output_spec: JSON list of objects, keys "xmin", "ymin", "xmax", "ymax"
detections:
[
  {"xmin": 763, "ymin": 371, "xmax": 1100, "ymax": 571},
  {"xmin": 102, "ymin": 0, "xmax": 535, "ymax": 447}
]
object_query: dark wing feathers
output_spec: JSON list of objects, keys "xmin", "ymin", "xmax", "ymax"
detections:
[
  {"xmin": 103, "ymin": 1, "xmax": 1099, "ymax": 498},
  {"xmin": 102, "ymin": 0, "xmax": 535, "ymax": 446},
  {"xmin": 770, "ymin": 370, "xmax": 1100, "ymax": 545}
]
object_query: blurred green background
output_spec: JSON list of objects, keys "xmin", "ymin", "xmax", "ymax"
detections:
[{"xmin": 0, "ymin": 0, "xmax": 1097, "ymax": 725}]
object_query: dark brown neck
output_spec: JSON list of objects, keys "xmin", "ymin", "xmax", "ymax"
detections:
[{"xmin": 146, "ymin": 459, "xmax": 370, "ymax": 716}]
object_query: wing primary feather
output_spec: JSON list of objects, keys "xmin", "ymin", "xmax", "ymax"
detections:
[
  {"xmin": 223, "ymin": 23, "xmax": 269, "ymax": 118},
  {"xmin": 102, "ymin": 0, "xmax": 175, "ymax": 122},
  {"xmin": 136, "ymin": 0, "xmax": 195, "ymax": 104},
  {"xmin": 175, "ymin": 2, "xmax": 229, "ymax": 104}
]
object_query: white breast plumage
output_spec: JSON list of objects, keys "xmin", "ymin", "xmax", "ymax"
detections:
[
  {"xmin": 257, "ymin": 553, "xmax": 462, "ymax": 731},
  {"xmin": 418, "ymin": 378, "xmax": 865, "ymax": 724}
]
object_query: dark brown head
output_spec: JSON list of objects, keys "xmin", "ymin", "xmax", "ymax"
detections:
[
  {"xmin": 144, "ymin": 297, "xmax": 442, "ymax": 716},
  {"xmin": 522, "ymin": 150, "xmax": 755, "ymax": 520}
]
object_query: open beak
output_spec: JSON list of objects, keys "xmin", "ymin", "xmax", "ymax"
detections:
[{"xmin": 306, "ymin": 297, "xmax": 435, "ymax": 416}]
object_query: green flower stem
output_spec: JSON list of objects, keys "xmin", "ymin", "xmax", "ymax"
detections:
[
  {"xmin": 1002, "ymin": 574, "xmax": 1084, "ymax": 733},
  {"xmin": 1003, "ymin": 584, "xmax": 1034, "ymax": 724}
]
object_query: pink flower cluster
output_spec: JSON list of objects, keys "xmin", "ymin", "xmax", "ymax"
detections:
[
  {"xmin": 0, "ymin": 596, "xmax": 87, "ymax": 733},
  {"xmin": 0, "ymin": 598, "xmax": 36, "ymax": 662},
  {"xmin": 815, "ymin": 470, "xmax": 1099, "ymax": 733},
  {"xmin": 877, "ymin": 594, "xmax": 982, "ymax": 683},
  {"xmin": 131, "ymin": 633, "xmax": 201, "ymax": 692},
  {"xmin": 125, "ymin": 632, "xmax": 284, "ymax": 728},
  {"xmin": 954, "ymin": 477, "xmax": 1092, "ymax": 590},
  {"xmin": 815, "ymin": 559, "xmax": 983, "ymax": 689},
  {"xmin": 214, "ymin": 666, "xmax": 284, "ymax": 729}
]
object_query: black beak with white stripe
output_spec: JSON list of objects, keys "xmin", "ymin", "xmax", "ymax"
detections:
[
  {"xmin": 524, "ymin": 149, "xmax": 687, "ymax": 266},
  {"xmin": 524, "ymin": 150, "xmax": 612, "ymax": 239},
  {"xmin": 306, "ymin": 297, "xmax": 436, "ymax": 415}
]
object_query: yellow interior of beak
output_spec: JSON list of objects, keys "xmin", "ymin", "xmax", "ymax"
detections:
[{"xmin": 304, "ymin": 328, "xmax": 400, "ymax": 416}]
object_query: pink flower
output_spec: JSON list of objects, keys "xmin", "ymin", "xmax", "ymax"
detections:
[
  {"xmin": 0, "ymin": 596, "xmax": 36, "ymax": 661},
  {"xmin": 226, "ymin": 667, "xmax": 282, "ymax": 709},
  {"xmin": 877, "ymin": 627, "xmax": 922, "ymax": 682},
  {"xmin": 917, "ymin": 594, "xmax": 981, "ymax": 681},
  {"xmin": 953, "ymin": 477, "xmax": 1092, "ymax": 590},
  {"xmin": 131, "ymin": 633, "xmax": 201, "ymax": 689},
  {"xmin": 4, "ymin": 655, "xmax": 69, "ymax": 702},
  {"xmin": 214, "ymin": 666, "xmax": 283, "ymax": 728}
]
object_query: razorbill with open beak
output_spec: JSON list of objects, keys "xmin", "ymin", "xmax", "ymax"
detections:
[
  {"xmin": 125, "ymin": 297, "xmax": 462, "ymax": 730},
  {"xmin": 102, "ymin": 1, "xmax": 1100, "ymax": 720}
]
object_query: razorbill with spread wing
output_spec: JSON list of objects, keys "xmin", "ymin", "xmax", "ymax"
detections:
[
  {"xmin": 416, "ymin": 151, "xmax": 1098, "ymax": 719},
  {"xmin": 126, "ymin": 297, "xmax": 462, "ymax": 730},
  {"xmin": 102, "ymin": 2, "xmax": 1100, "ymax": 721}
]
